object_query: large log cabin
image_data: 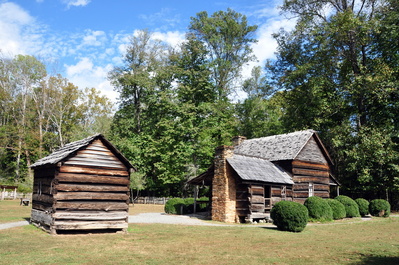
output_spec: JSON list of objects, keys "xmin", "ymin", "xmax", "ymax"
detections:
[
  {"xmin": 30, "ymin": 134, "xmax": 134, "ymax": 234},
  {"xmin": 188, "ymin": 130, "xmax": 339, "ymax": 223}
]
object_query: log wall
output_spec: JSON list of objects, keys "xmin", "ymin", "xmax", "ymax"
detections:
[
  {"xmin": 31, "ymin": 139, "xmax": 130, "ymax": 234},
  {"xmin": 292, "ymin": 160, "xmax": 330, "ymax": 204}
]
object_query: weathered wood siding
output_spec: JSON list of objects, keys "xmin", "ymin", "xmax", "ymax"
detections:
[
  {"xmin": 31, "ymin": 139, "xmax": 130, "ymax": 233},
  {"xmin": 235, "ymin": 183, "xmax": 293, "ymax": 222},
  {"xmin": 292, "ymin": 160, "xmax": 330, "ymax": 203}
]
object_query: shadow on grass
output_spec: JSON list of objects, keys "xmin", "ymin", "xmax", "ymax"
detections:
[{"xmin": 349, "ymin": 254, "xmax": 399, "ymax": 265}]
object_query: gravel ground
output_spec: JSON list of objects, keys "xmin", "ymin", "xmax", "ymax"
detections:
[
  {"xmin": 0, "ymin": 213, "xmax": 229, "ymax": 230},
  {"xmin": 128, "ymin": 212, "xmax": 231, "ymax": 226},
  {"xmin": 0, "ymin": 220, "xmax": 29, "ymax": 230}
]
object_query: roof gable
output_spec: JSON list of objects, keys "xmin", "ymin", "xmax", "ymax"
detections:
[{"xmin": 31, "ymin": 134, "xmax": 134, "ymax": 170}]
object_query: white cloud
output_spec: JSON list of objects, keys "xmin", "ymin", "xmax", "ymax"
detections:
[
  {"xmin": 152, "ymin": 31, "xmax": 185, "ymax": 47},
  {"xmin": 0, "ymin": 2, "xmax": 39, "ymax": 55},
  {"xmin": 80, "ymin": 30, "xmax": 107, "ymax": 47},
  {"xmin": 65, "ymin": 58, "xmax": 118, "ymax": 102},
  {"xmin": 63, "ymin": 0, "xmax": 91, "ymax": 8}
]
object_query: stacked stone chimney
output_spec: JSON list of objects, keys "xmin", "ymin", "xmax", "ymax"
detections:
[
  {"xmin": 232, "ymin": 136, "xmax": 247, "ymax": 146},
  {"xmin": 212, "ymin": 145, "xmax": 237, "ymax": 223}
]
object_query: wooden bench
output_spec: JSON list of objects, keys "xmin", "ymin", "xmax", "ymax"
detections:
[{"xmin": 20, "ymin": 198, "xmax": 30, "ymax": 206}]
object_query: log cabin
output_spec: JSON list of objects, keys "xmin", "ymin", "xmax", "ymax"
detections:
[
  {"xmin": 188, "ymin": 130, "xmax": 339, "ymax": 223},
  {"xmin": 30, "ymin": 134, "xmax": 135, "ymax": 234}
]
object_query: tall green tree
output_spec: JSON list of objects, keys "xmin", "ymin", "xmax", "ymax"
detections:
[
  {"xmin": 189, "ymin": 8, "xmax": 258, "ymax": 99},
  {"xmin": 267, "ymin": 0, "xmax": 399, "ymax": 201}
]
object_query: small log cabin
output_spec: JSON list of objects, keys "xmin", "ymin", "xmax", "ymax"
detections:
[
  {"xmin": 188, "ymin": 130, "xmax": 339, "ymax": 223},
  {"xmin": 30, "ymin": 134, "xmax": 135, "ymax": 234}
]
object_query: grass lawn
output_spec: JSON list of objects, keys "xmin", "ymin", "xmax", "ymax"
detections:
[
  {"xmin": 0, "ymin": 200, "xmax": 164, "ymax": 224},
  {"xmin": 1, "ymin": 200, "xmax": 398, "ymax": 264}
]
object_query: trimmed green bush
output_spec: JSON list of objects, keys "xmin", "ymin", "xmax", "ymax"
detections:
[
  {"xmin": 335, "ymin": 195, "xmax": 360, "ymax": 218},
  {"xmin": 326, "ymin": 199, "xmax": 346, "ymax": 220},
  {"xmin": 304, "ymin": 196, "xmax": 333, "ymax": 222},
  {"xmin": 270, "ymin": 201, "xmax": 308, "ymax": 232},
  {"xmin": 369, "ymin": 199, "xmax": 390, "ymax": 217},
  {"xmin": 164, "ymin": 198, "xmax": 209, "ymax": 214},
  {"xmin": 164, "ymin": 198, "xmax": 185, "ymax": 214},
  {"xmin": 355, "ymin": 198, "xmax": 369, "ymax": 217}
]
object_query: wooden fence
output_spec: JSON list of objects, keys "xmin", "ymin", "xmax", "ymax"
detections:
[
  {"xmin": 0, "ymin": 191, "xmax": 32, "ymax": 200},
  {"xmin": 133, "ymin": 197, "xmax": 170, "ymax": 205}
]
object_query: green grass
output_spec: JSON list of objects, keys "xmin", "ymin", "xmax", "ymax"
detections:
[
  {"xmin": 1, "ymin": 200, "xmax": 399, "ymax": 264},
  {"xmin": 0, "ymin": 200, "xmax": 32, "ymax": 223}
]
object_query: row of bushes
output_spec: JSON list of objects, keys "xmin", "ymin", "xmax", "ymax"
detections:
[
  {"xmin": 271, "ymin": 196, "xmax": 391, "ymax": 232},
  {"xmin": 164, "ymin": 197, "xmax": 209, "ymax": 215}
]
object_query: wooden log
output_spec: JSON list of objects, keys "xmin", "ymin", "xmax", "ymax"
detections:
[
  {"xmin": 32, "ymin": 202, "xmax": 53, "ymax": 212},
  {"xmin": 64, "ymin": 159, "xmax": 126, "ymax": 170},
  {"xmin": 53, "ymin": 220, "xmax": 128, "ymax": 230},
  {"xmin": 250, "ymin": 195, "xmax": 265, "ymax": 204},
  {"xmin": 292, "ymin": 160, "xmax": 329, "ymax": 171},
  {"xmin": 56, "ymin": 183, "xmax": 129, "ymax": 192},
  {"xmin": 53, "ymin": 211, "xmax": 127, "ymax": 221},
  {"xmin": 32, "ymin": 194, "xmax": 54, "ymax": 204},
  {"xmin": 293, "ymin": 176, "xmax": 329, "ymax": 184},
  {"xmin": 33, "ymin": 184, "xmax": 53, "ymax": 194},
  {"xmin": 250, "ymin": 186, "xmax": 264, "ymax": 195},
  {"xmin": 250, "ymin": 204, "xmax": 265, "ymax": 212},
  {"xmin": 59, "ymin": 166, "xmax": 129, "ymax": 176},
  {"xmin": 55, "ymin": 201, "xmax": 128, "ymax": 211},
  {"xmin": 54, "ymin": 192, "xmax": 129, "ymax": 201},
  {"xmin": 292, "ymin": 168, "xmax": 329, "ymax": 177},
  {"xmin": 31, "ymin": 209, "xmax": 53, "ymax": 226},
  {"xmin": 57, "ymin": 173, "xmax": 129, "ymax": 185}
]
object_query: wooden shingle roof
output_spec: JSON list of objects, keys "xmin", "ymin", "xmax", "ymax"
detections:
[
  {"xmin": 234, "ymin": 129, "xmax": 332, "ymax": 164},
  {"xmin": 227, "ymin": 155, "xmax": 294, "ymax": 184},
  {"xmin": 31, "ymin": 134, "xmax": 134, "ymax": 170}
]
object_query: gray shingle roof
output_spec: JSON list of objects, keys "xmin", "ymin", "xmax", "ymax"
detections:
[
  {"xmin": 234, "ymin": 129, "xmax": 316, "ymax": 161},
  {"xmin": 30, "ymin": 134, "xmax": 134, "ymax": 169},
  {"xmin": 227, "ymin": 155, "xmax": 294, "ymax": 184}
]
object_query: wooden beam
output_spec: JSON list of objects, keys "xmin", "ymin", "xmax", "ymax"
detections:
[
  {"xmin": 54, "ymin": 192, "xmax": 129, "ymax": 201},
  {"xmin": 292, "ymin": 160, "xmax": 329, "ymax": 170},
  {"xmin": 55, "ymin": 201, "xmax": 128, "ymax": 211},
  {"xmin": 292, "ymin": 168, "xmax": 329, "ymax": 177},
  {"xmin": 57, "ymin": 173, "xmax": 129, "ymax": 185},
  {"xmin": 53, "ymin": 220, "xmax": 128, "ymax": 230},
  {"xmin": 56, "ymin": 183, "xmax": 129, "ymax": 192},
  {"xmin": 59, "ymin": 166, "xmax": 129, "ymax": 176},
  {"xmin": 53, "ymin": 211, "xmax": 128, "ymax": 221}
]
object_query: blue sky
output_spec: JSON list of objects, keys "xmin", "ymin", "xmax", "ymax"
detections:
[{"xmin": 0, "ymin": 0, "xmax": 295, "ymax": 102}]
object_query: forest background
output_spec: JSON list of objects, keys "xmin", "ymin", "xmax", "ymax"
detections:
[{"xmin": 1, "ymin": 0, "xmax": 399, "ymax": 208}]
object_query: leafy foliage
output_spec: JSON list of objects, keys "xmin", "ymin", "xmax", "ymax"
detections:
[
  {"xmin": 304, "ymin": 196, "xmax": 333, "ymax": 222},
  {"xmin": 270, "ymin": 201, "xmax": 309, "ymax": 232},
  {"xmin": 335, "ymin": 195, "xmax": 360, "ymax": 218},
  {"xmin": 355, "ymin": 198, "xmax": 369, "ymax": 217},
  {"xmin": 369, "ymin": 199, "xmax": 391, "ymax": 217},
  {"xmin": 326, "ymin": 199, "xmax": 346, "ymax": 220}
]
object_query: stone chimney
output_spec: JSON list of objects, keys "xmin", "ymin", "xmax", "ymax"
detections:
[
  {"xmin": 212, "ymin": 145, "xmax": 237, "ymax": 223},
  {"xmin": 232, "ymin": 136, "xmax": 247, "ymax": 146}
]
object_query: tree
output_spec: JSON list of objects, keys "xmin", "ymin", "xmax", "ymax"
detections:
[
  {"xmin": 267, "ymin": 0, "xmax": 399, "ymax": 202},
  {"xmin": 189, "ymin": 8, "xmax": 258, "ymax": 99}
]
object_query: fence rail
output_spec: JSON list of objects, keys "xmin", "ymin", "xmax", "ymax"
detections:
[
  {"xmin": 133, "ymin": 197, "xmax": 170, "ymax": 205},
  {"xmin": 0, "ymin": 191, "xmax": 32, "ymax": 200}
]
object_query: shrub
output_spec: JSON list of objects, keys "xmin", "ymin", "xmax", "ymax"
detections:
[
  {"xmin": 304, "ymin": 196, "xmax": 333, "ymax": 222},
  {"xmin": 369, "ymin": 199, "xmax": 390, "ymax": 217},
  {"xmin": 270, "ymin": 201, "xmax": 308, "ymax": 232},
  {"xmin": 326, "ymin": 199, "xmax": 346, "ymax": 220},
  {"xmin": 164, "ymin": 198, "xmax": 185, "ymax": 214},
  {"xmin": 335, "ymin": 195, "xmax": 360, "ymax": 218},
  {"xmin": 164, "ymin": 198, "xmax": 207, "ymax": 215},
  {"xmin": 355, "ymin": 198, "xmax": 369, "ymax": 217}
]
